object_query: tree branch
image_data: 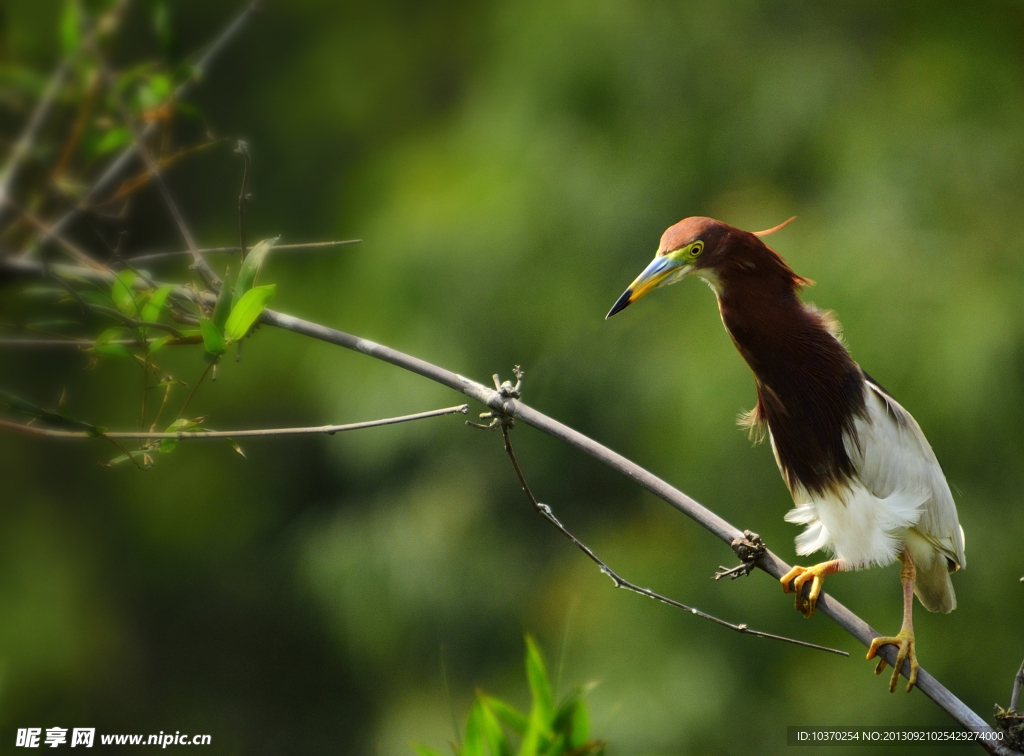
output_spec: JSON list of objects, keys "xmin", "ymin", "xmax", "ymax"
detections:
[
  {"xmin": 0, "ymin": 404, "xmax": 468, "ymax": 440},
  {"xmin": 252, "ymin": 307, "xmax": 1018, "ymax": 755},
  {"xmin": 0, "ymin": 256, "xmax": 1017, "ymax": 754},
  {"xmin": 497, "ymin": 422, "xmax": 847, "ymax": 656}
]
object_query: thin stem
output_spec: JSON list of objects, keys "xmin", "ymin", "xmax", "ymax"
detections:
[
  {"xmin": 127, "ymin": 240, "xmax": 363, "ymax": 265},
  {"xmin": 89, "ymin": 306, "xmax": 186, "ymax": 339},
  {"xmin": 103, "ymin": 65, "xmax": 221, "ymax": 290},
  {"xmin": 0, "ymin": 337, "xmax": 200, "ymax": 349},
  {"xmin": 175, "ymin": 360, "xmax": 215, "ymax": 422},
  {"xmin": 0, "ymin": 404, "xmax": 469, "ymax": 440},
  {"xmin": 498, "ymin": 425, "xmax": 847, "ymax": 657},
  {"xmin": 235, "ymin": 140, "xmax": 251, "ymax": 260},
  {"xmin": 1013, "ymin": 656, "xmax": 1024, "ymax": 713}
]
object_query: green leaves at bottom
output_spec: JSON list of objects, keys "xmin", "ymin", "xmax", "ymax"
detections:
[{"xmin": 413, "ymin": 637, "xmax": 603, "ymax": 756}]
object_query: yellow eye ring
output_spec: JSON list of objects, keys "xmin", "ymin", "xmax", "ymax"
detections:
[{"xmin": 689, "ymin": 241, "xmax": 704, "ymax": 258}]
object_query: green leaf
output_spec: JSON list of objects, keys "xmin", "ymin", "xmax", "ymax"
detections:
[
  {"xmin": 224, "ymin": 284, "xmax": 275, "ymax": 343},
  {"xmin": 94, "ymin": 327, "xmax": 128, "ymax": 347},
  {"xmin": 200, "ymin": 318, "xmax": 225, "ymax": 356},
  {"xmin": 148, "ymin": 335, "xmax": 174, "ymax": 353},
  {"xmin": 483, "ymin": 697, "xmax": 527, "ymax": 737},
  {"xmin": 524, "ymin": 637, "xmax": 554, "ymax": 726},
  {"xmin": 80, "ymin": 290, "xmax": 115, "ymax": 308},
  {"xmin": 233, "ymin": 236, "xmax": 279, "ymax": 309},
  {"xmin": 552, "ymin": 694, "xmax": 589, "ymax": 749},
  {"xmin": 477, "ymin": 699, "xmax": 513, "ymax": 756},
  {"xmin": 59, "ymin": 0, "xmax": 81, "ymax": 55},
  {"xmin": 111, "ymin": 270, "xmax": 138, "ymax": 317},
  {"xmin": 95, "ymin": 127, "xmax": 132, "ymax": 155},
  {"xmin": 0, "ymin": 388, "xmax": 103, "ymax": 435},
  {"xmin": 104, "ymin": 449, "xmax": 151, "ymax": 468},
  {"xmin": 463, "ymin": 700, "xmax": 488, "ymax": 756},
  {"xmin": 225, "ymin": 438, "xmax": 246, "ymax": 458},
  {"xmin": 141, "ymin": 285, "xmax": 175, "ymax": 323}
]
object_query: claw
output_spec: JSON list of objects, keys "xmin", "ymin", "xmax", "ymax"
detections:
[
  {"xmin": 780, "ymin": 560, "xmax": 840, "ymax": 618},
  {"xmin": 866, "ymin": 629, "xmax": 918, "ymax": 693}
]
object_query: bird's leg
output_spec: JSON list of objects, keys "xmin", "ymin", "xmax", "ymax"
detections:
[
  {"xmin": 780, "ymin": 560, "xmax": 842, "ymax": 618},
  {"xmin": 866, "ymin": 547, "xmax": 919, "ymax": 693}
]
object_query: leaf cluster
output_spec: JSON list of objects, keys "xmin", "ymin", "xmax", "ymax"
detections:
[{"xmin": 415, "ymin": 637, "xmax": 604, "ymax": 756}]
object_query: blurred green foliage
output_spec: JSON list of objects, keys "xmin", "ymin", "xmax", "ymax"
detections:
[
  {"xmin": 415, "ymin": 637, "xmax": 603, "ymax": 756},
  {"xmin": 1, "ymin": 1, "xmax": 1023, "ymax": 755}
]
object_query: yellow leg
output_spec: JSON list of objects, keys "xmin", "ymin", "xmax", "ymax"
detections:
[
  {"xmin": 866, "ymin": 547, "xmax": 919, "ymax": 693},
  {"xmin": 780, "ymin": 560, "xmax": 841, "ymax": 618}
]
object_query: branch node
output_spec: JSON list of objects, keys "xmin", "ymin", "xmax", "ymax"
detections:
[
  {"xmin": 469, "ymin": 366, "xmax": 524, "ymax": 430},
  {"xmin": 714, "ymin": 530, "xmax": 766, "ymax": 580}
]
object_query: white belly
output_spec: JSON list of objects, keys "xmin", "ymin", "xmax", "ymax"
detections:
[{"xmin": 784, "ymin": 485, "xmax": 926, "ymax": 569}]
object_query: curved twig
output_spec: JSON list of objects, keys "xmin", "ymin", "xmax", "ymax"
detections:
[{"xmin": 498, "ymin": 423, "xmax": 848, "ymax": 657}]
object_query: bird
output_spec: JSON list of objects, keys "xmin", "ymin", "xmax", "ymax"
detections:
[{"xmin": 606, "ymin": 216, "xmax": 966, "ymax": 693}]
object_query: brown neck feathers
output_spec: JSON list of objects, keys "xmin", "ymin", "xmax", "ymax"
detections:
[{"xmin": 715, "ymin": 235, "xmax": 865, "ymax": 498}]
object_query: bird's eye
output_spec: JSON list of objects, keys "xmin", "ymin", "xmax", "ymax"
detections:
[{"xmin": 689, "ymin": 242, "xmax": 704, "ymax": 257}]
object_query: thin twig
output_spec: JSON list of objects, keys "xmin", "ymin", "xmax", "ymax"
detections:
[
  {"xmin": 11, "ymin": 202, "xmax": 110, "ymax": 272},
  {"xmin": 0, "ymin": 337, "xmax": 198, "ymax": 349},
  {"xmin": 126, "ymin": 240, "xmax": 363, "ymax": 264},
  {"xmin": 1012, "ymin": 658, "xmax": 1023, "ymax": 713},
  {"xmin": 0, "ymin": 404, "xmax": 469, "ymax": 439},
  {"xmin": 235, "ymin": 140, "xmax": 251, "ymax": 260},
  {"xmin": 37, "ymin": 1, "xmax": 261, "ymax": 247},
  {"xmin": 0, "ymin": 60, "xmax": 72, "ymax": 220},
  {"xmin": 102, "ymin": 65, "xmax": 221, "ymax": 290},
  {"xmin": 497, "ymin": 424, "xmax": 847, "ymax": 656}
]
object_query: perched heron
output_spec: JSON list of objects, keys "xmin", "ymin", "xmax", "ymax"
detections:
[{"xmin": 607, "ymin": 216, "xmax": 965, "ymax": 693}]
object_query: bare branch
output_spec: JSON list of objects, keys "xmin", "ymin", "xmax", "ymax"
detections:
[
  {"xmin": 0, "ymin": 404, "xmax": 468, "ymax": 440},
  {"xmin": 127, "ymin": 240, "xmax": 363, "ymax": 265},
  {"xmin": 0, "ymin": 61, "xmax": 72, "ymax": 220},
  {"xmin": 38, "ymin": 1, "xmax": 261, "ymax": 246},
  {"xmin": 497, "ymin": 423, "xmax": 847, "ymax": 656},
  {"xmin": 251, "ymin": 307, "xmax": 1017, "ymax": 754}
]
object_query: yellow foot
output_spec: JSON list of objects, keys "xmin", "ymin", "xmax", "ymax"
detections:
[
  {"xmin": 866, "ymin": 628, "xmax": 918, "ymax": 693},
  {"xmin": 780, "ymin": 561, "xmax": 837, "ymax": 618}
]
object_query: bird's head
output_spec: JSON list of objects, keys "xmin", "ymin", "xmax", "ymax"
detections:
[{"xmin": 605, "ymin": 215, "xmax": 799, "ymax": 318}]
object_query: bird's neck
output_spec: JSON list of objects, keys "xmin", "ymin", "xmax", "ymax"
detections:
[{"xmin": 715, "ymin": 274, "xmax": 866, "ymax": 498}]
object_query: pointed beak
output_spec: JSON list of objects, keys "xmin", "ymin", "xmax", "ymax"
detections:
[{"xmin": 605, "ymin": 254, "xmax": 681, "ymax": 319}]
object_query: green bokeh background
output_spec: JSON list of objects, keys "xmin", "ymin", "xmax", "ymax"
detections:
[{"xmin": 2, "ymin": 1, "xmax": 1023, "ymax": 753}]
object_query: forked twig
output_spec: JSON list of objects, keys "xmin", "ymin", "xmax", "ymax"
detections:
[{"xmin": 496, "ymin": 423, "xmax": 847, "ymax": 657}]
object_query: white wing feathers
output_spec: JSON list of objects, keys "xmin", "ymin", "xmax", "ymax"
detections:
[{"xmin": 783, "ymin": 380, "xmax": 966, "ymax": 573}]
